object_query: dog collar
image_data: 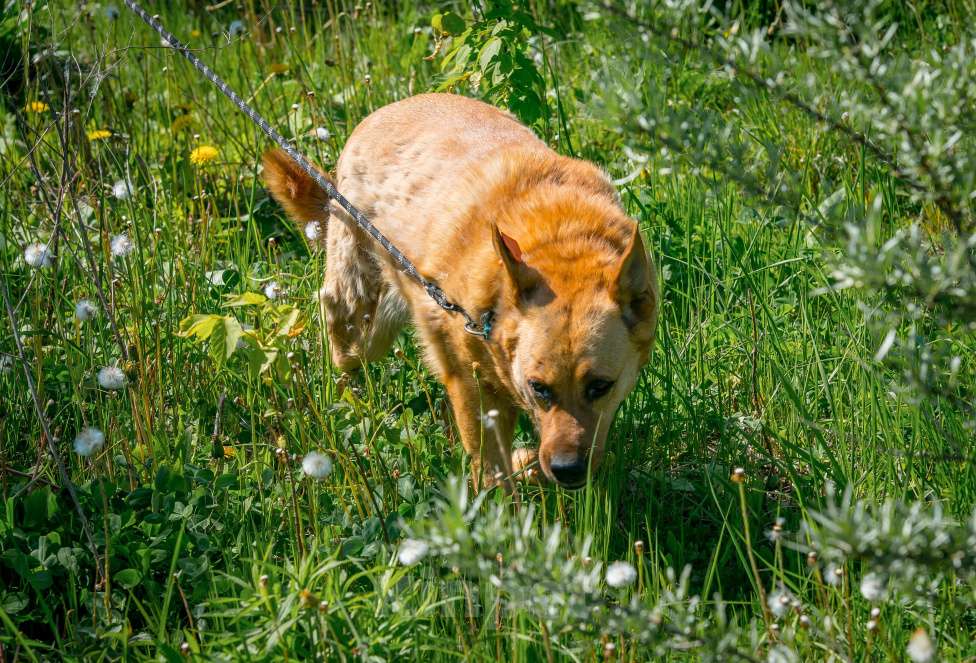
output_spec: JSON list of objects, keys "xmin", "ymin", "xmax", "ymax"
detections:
[{"xmin": 463, "ymin": 310, "xmax": 495, "ymax": 340}]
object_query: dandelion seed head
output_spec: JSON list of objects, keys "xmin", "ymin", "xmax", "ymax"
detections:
[
  {"xmin": 112, "ymin": 179, "xmax": 132, "ymax": 200},
  {"xmin": 264, "ymin": 281, "xmax": 282, "ymax": 300},
  {"xmin": 907, "ymin": 628, "xmax": 934, "ymax": 662},
  {"xmin": 73, "ymin": 427, "xmax": 105, "ymax": 457},
  {"xmin": 304, "ymin": 222, "xmax": 321, "ymax": 241},
  {"xmin": 768, "ymin": 588, "xmax": 792, "ymax": 618},
  {"xmin": 314, "ymin": 126, "xmax": 331, "ymax": 141},
  {"xmin": 398, "ymin": 538, "xmax": 429, "ymax": 565},
  {"xmin": 75, "ymin": 299, "xmax": 97, "ymax": 321},
  {"xmin": 111, "ymin": 233, "xmax": 134, "ymax": 259},
  {"xmin": 97, "ymin": 365, "xmax": 127, "ymax": 390},
  {"xmin": 301, "ymin": 451, "xmax": 332, "ymax": 479},
  {"xmin": 860, "ymin": 572, "xmax": 887, "ymax": 602},
  {"xmin": 481, "ymin": 409, "xmax": 499, "ymax": 429},
  {"xmin": 824, "ymin": 563, "xmax": 843, "ymax": 586},
  {"xmin": 605, "ymin": 560, "xmax": 637, "ymax": 588},
  {"xmin": 24, "ymin": 243, "xmax": 53, "ymax": 269}
]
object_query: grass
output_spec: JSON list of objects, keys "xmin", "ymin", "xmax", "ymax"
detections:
[{"xmin": 1, "ymin": 1, "xmax": 974, "ymax": 660}]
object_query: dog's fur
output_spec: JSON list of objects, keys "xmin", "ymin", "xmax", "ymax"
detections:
[{"xmin": 263, "ymin": 93, "xmax": 658, "ymax": 489}]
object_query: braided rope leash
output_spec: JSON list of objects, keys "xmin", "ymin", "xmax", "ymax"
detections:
[{"xmin": 122, "ymin": 0, "xmax": 494, "ymax": 339}]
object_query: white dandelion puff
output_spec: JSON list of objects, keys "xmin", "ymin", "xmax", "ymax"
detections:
[
  {"xmin": 907, "ymin": 628, "xmax": 935, "ymax": 663},
  {"xmin": 314, "ymin": 126, "xmax": 331, "ymax": 141},
  {"xmin": 112, "ymin": 178, "xmax": 132, "ymax": 200},
  {"xmin": 24, "ymin": 243, "xmax": 53, "ymax": 269},
  {"xmin": 75, "ymin": 299, "xmax": 98, "ymax": 322},
  {"xmin": 859, "ymin": 573, "xmax": 887, "ymax": 602},
  {"xmin": 304, "ymin": 222, "xmax": 321, "ymax": 241},
  {"xmin": 97, "ymin": 366, "xmax": 127, "ymax": 390},
  {"xmin": 481, "ymin": 409, "xmax": 499, "ymax": 430},
  {"xmin": 73, "ymin": 427, "xmax": 105, "ymax": 457},
  {"xmin": 110, "ymin": 233, "xmax": 134, "ymax": 259},
  {"xmin": 264, "ymin": 281, "xmax": 282, "ymax": 300},
  {"xmin": 398, "ymin": 538, "xmax": 429, "ymax": 565},
  {"xmin": 302, "ymin": 451, "xmax": 332, "ymax": 480},
  {"xmin": 768, "ymin": 587, "xmax": 793, "ymax": 618},
  {"xmin": 823, "ymin": 564, "xmax": 842, "ymax": 586},
  {"xmin": 605, "ymin": 561, "xmax": 637, "ymax": 588}
]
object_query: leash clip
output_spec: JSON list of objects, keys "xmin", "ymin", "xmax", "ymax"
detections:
[{"xmin": 464, "ymin": 311, "xmax": 495, "ymax": 340}]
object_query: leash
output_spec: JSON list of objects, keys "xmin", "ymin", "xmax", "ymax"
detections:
[{"xmin": 122, "ymin": 0, "xmax": 494, "ymax": 340}]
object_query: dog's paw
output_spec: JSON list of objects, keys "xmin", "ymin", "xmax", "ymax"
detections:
[{"xmin": 511, "ymin": 447, "xmax": 542, "ymax": 484}]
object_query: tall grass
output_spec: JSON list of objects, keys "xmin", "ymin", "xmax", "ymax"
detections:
[{"xmin": 1, "ymin": 1, "xmax": 973, "ymax": 660}]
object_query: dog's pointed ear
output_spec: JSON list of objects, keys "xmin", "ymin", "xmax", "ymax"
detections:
[
  {"xmin": 492, "ymin": 225, "xmax": 536, "ymax": 294},
  {"xmin": 614, "ymin": 226, "xmax": 657, "ymax": 331}
]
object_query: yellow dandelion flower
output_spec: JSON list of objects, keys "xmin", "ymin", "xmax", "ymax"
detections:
[
  {"xmin": 171, "ymin": 114, "xmax": 194, "ymax": 133},
  {"xmin": 190, "ymin": 29, "xmax": 202, "ymax": 38},
  {"xmin": 25, "ymin": 101, "xmax": 50, "ymax": 113},
  {"xmin": 87, "ymin": 129, "xmax": 113, "ymax": 141},
  {"xmin": 222, "ymin": 445, "xmax": 236, "ymax": 458},
  {"xmin": 190, "ymin": 145, "xmax": 219, "ymax": 166},
  {"xmin": 269, "ymin": 62, "xmax": 290, "ymax": 75}
]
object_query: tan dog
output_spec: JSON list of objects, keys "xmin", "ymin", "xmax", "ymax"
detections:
[{"xmin": 263, "ymin": 93, "xmax": 658, "ymax": 489}]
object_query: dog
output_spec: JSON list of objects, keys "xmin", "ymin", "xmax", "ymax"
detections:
[{"xmin": 263, "ymin": 93, "xmax": 658, "ymax": 489}]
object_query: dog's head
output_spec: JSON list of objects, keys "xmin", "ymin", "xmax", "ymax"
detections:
[{"xmin": 493, "ymin": 220, "xmax": 658, "ymax": 489}]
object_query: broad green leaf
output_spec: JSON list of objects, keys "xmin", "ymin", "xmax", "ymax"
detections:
[
  {"xmin": 478, "ymin": 36, "xmax": 502, "ymax": 71},
  {"xmin": 223, "ymin": 316, "xmax": 243, "ymax": 359},
  {"xmin": 440, "ymin": 11, "xmax": 465, "ymax": 35},
  {"xmin": 115, "ymin": 568, "xmax": 141, "ymax": 589},
  {"xmin": 178, "ymin": 314, "xmax": 222, "ymax": 341},
  {"xmin": 224, "ymin": 292, "xmax": 267, "ymax": 307}
]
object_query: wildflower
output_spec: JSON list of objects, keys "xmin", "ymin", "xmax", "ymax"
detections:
[
  {"xmin": 171, "ymin": 114, "xmax": 194, "ymax": 133},
  {"xmin": 222, "ymin": 445, "xmax": 236, "ymax": 459},
  {"xmin": 97, "ymin": 366, "xmax": 127, "ymax": 390},
  {"xmin": 73, "ymin": 427, "xmax": 105, "ymax": 456},
  {"xmin": 907, "ymin": 628, "xmax": 934, "ymax": 663},
  {"xmin": 767, "ymin": 587, "xmax": 793, "ymax": 618},
  {"xmin": 190, "ymin": 29, "xmax": 202, "ymax": 38},
  {"xmin": 481, "ymin": 408, "xmax": 499, "ymax": 429},
  {"xmin": 766, "ymin": 517, "xmax": 786, "ymax": 542},
  {"xmin": 859, "ymin": 573, "xmax": 887, "ymax": 602},
  {"xmin": 189, "ymin": 145, "xmax": 219, "ymax": 166},
  {"xmin": 313, "ymin": 126, "xmax": 331, "ymax": 141},
  {"xmin": 823, "ymin": 563, "xmax": 843, "ymax": 586},
  {"xmin": 269, "ymin": 63, "xmax": 290, "ymax": 75},
  {"xmin": 87, "ymin": 129, "xmax": 112, "ymax": 141},
  {"xmin": 302, "ymin": 451, "xmax": 332, "ymax": 479},
  {"xmin": 228, "ymin": 20, "xmax": 245, "ymax": 37},
  {"xmin": 75, "ymin": 299, "xmax": 98, "ymax": 321},
  {"xmin": 605, "ymin": 561, "xmax": 637, "ymax": 588},
  {"xmin": 304, "ymin": 222, "xmax": 321, "ymax": 241},
  {"xmin": 731, "ymin": 467, "xmax": 746, "ymax": 483},
  {"xmin": 25, "ymin": 101, "xmax": 49, "ymax": 113},
  {"xmin": 104, "ymin": 4, "xmax": 120, "ymax": 19},
  {"xmin": 398, "ymin": 538, "xmax": 429, "ymax": 565},
  {"xmin": 263, "ymin": 281, "xmax": 282, "ymax": 300},
  {"xmin": 23, "ymin": 242, "xmax": 53, "ymax": 269},
  {"xmin": 110, "ymin": 233, "xmax": 135, "ymax": 259},
  {"xmin": 112, "ymin": 179, "xmax": 132, "ymax": 200}
]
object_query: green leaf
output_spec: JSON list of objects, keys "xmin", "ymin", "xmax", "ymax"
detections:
[
  {"xmin": 178, "ymin": 314, "xmax": 222, "ymax": 341},
  {"xmin": 478, "ymin": 36, "xmax": 502, "ymax": 71},
  {"xmin": 223, "ymin": 316, "xmax": 243, "ymax": 359},
  {"xmin": 224, "ymin": 292, "xmax": 267, "ymax": 307},
  {"xmin": 115, "ymin": 568, "xmax": 141, "ymax": 589},
  {"xmin": 440, "ymin": 11, "xmax": 466, "ymax": 35}
]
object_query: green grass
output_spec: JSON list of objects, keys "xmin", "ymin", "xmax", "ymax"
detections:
[{"xmin": 1, "ymin": 1, "xmax": 974, "ymax": 660}]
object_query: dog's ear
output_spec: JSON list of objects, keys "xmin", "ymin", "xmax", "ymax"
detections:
[
  {"xmin": 492, "ymin": 226, "xmax": 537, "ymax": 295},
  {"xmin": 613, "ymin": 226, "xmax": 657, "ymax": 332},
  {"xmin": 262, "ymin": 148, "xmax": 332, "ymax": 225}
]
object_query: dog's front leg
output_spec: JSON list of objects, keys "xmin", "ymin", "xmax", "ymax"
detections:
[{"xmin": 442, "ymin": 375, "xmax": 517, "ymax": 491}]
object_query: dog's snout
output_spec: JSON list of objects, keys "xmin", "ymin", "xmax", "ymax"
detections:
[{"xmin": 548, "ymin": 456, "xmax": 588, "ymax": 488}]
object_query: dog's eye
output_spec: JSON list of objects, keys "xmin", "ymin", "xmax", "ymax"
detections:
[
  {"xmin": 585, "ymin": 379, "xmax": 615, "ymax": 401},
  {"xmin": 528, "ymin": 380, "xmax": 553, "ymax": 407}
]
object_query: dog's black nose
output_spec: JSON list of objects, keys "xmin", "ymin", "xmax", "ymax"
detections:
[{"xmin": 549, "ymin": 458, "xmax": 587, "ymax": 488}]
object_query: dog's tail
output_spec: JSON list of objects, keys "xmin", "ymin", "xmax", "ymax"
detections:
[{"xmin": 261, "ymin": 148, "xmax": 332, "ymax": 237}]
